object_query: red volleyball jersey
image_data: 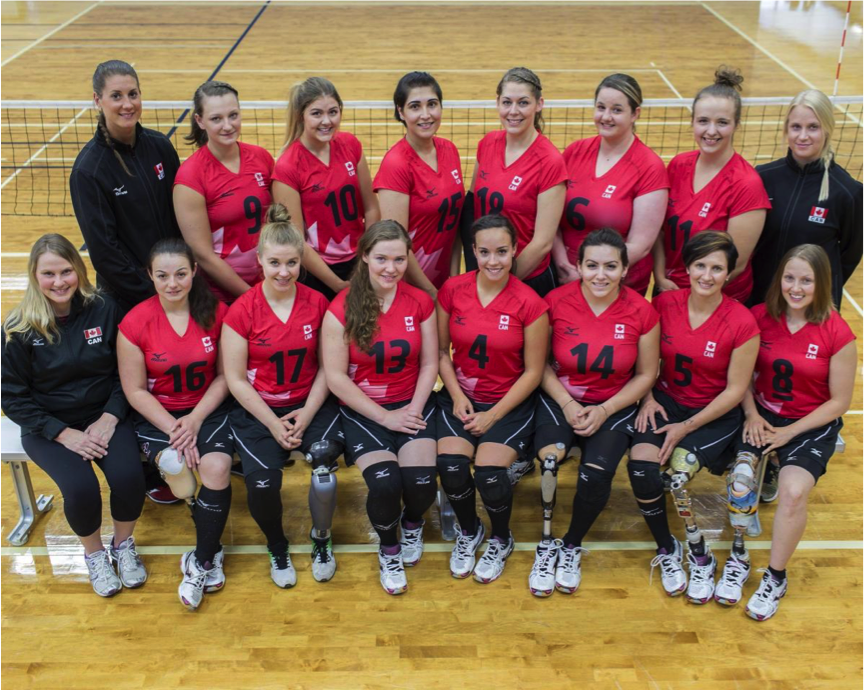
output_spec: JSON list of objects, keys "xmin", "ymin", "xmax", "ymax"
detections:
[
  {"xmin": 751, "ymin": 305, "xmax": 855, "ymax": 419},
  {"xmin": 561, "ymin": 135, "xmax": 668, "ymax": 292},
  {"xmin": 273, "ymin": 132, "xmax": 366, "ymax": 265},
  {"xmin": 328, "ymin": 282, "xmax": 435, "ymax": 404},
  {"xmin": 222, "ymin": 282, "xmax": 329, "ymax": 405},
  {"xmin": 119, "ymin": 296, "xmax": 228, "ymax": 411},
  {"xmin": 174, "ymin": 142, "xmax": 274, "ymax": 302},
  {"xmin": 663, "ymin": 151, "xmax": 770, "ymax": 302},
  {"xmin": 473, "ymin": 131, "xmax": 568, "ymax": 279},
  {"xmin": 546, "ymin": 283, "xmax": 659, "ymax": 404},
  {"xmin": 438, "ymin": 272, "xmax": 548, "ymax": 403},
  {"xmin": 374, "ymin": 137, "xmax": 465, "ymax": 289},
  {"xmin": 654, "ymin": 289, "xmax": 759, "ymax": 408}
]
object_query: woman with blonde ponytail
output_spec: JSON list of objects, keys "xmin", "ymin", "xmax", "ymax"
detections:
[
  {"xmin": 751, "ymin": 89, "xmax": 862, "ymax": 308},
  {"xmin": 273, "ymin": 77, "xmax": 379, "ymax": 300},
  {"xmin": 70, "ymin": 60, "xmax": 182, "ymax": 314}
]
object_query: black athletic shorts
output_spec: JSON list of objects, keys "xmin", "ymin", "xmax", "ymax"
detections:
[
  {"xmin": 437, "ymin": 387, "xmax": 536, "ymax": 458},
  {"xmin": 340, "ymin": 396, "xmax": 437, "ymax": 466},
  {"xmin": 230, "ymin": 395, "xmax": 344, "ymax": 474},
  {"xmin": 133, "ymin": 398, "xmax": 234, "ymax": 463},
  {"xmin": 523, "ymin": 263, "xmax": 558, "ymax": 298},
  {"xmin": 533, "ymin": 391, "xmax": 638, "ymax": 456},
  {"xmin": 735, "ymin": 403, "xmax": 841, "ymax": 483},
  {"xmin": 630, "ymin": 387, "xmax": 742, "ymax": 475}
]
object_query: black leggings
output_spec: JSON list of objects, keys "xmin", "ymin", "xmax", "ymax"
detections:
[{"xmin": 21, "ymin": 419, "xmax": 145, "ymax": 537}]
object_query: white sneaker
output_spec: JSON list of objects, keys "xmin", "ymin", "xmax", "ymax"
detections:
[
  {"xmin": 204, "ymin": 547, "xmax": 225, "ymax": 592},
  {"xmin": 450, "ymin": 522, "xmax": 486, "ymax": 579},
  {"xmin": 528, "ymin": 539, "xmax": 561, "ymax": 597},
  {"xmin": 685, "ymin": 549, "xmax": 717, "ymax": 604},
  {"xmin": 473, "ymin": 533, "xmax": 515, "ymax": 584},
  {"xmin": 109, "ymin": 536, "xmax": 147, "ymax": 588},
  {"xmin": 178, "ymin": 550, "xmax": 211, "ymax": 610},
  {"xmin": 555, "ymin": 544, "xmax": 588, "ymax": 594},
  {"xmin": 311, "ymin": 535, "xmax": 337, "ymax": 583},
  {"xmin": 507, "ymin": 458, "xmax": 535, "ymax": 485},
  {"xmin": 400, "ymin": 519, "xmax": 425, "ymax": 567},
  {"xmin": 268, "ymin": 544, "xmax": 297, "ymax": 588},
  {"xmin": 714, "ymin": 553, "xmax": 751, "ymax": 606},
  {"xmin": 746, "ymin": 569, "xmax": 788, "ymax": 621},
  {"xmin": 649, "ymin": 537, "xmax": 687, "ymax": 596},
  {"xmin": 378, "ymin": 549, "xmax": 408, "ymax": 595},
  {"xmin": 85, "ymin": 548, "xmax": 122, "ymax": 598}
]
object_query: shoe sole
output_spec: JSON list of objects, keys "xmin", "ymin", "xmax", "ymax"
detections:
[
  {"xmin": 383, "ymin": 585, "xmax": 407, "ymax": 595},
  {"xmin": 714, "ymin": 594, "xmax": 740, "ymax": 606},
  {"xmin": 530, "ymin": 586, "xmax": 554, "ymax": 597},
  {"xmin": 146, "ymin": 497, "xmax": 182, "ymax": 505},
  {"xmin": 95, "ymin": 586, "xmax": 121, "ymax": 598},
  {"xmin": 665, "ymin": 583, "xmax": 687, "ymax": 597},
  {"xmin": 687, "ymin": 593, "xmax": 714, "ymax": 604},
  {"xmin": 204, "ymin": 580, "xmax": 225, "ymax": 593},
  {"xmin": 451, "ymin": 567, "xmax": 473, "ymax": 579},
  {"xmin": 555, "ymin": 582, "xmax": 579, "ymax": 594}
]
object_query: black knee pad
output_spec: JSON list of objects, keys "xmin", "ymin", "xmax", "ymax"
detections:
[
  {"xmin": 361, "ymin": 461, "xmax": 403, "ymax": 532},
  {"xmin": 244, "ymin": 469, "xmax": 284, "ymax": 519},
  {"xmin": 575, "ymin": 463, "xmax": 614, "ymax": 509},
  {"xmin": 400, "ymin": 466, "xmax": 438, "ymax": 520},
  {"xmin": 474, "ymin": 465, "xmax": 512, "ymax": 507},
  {"xmin": 627, "ymin": 460, "xmax": 664, "ymax": 501},
  {"xmin": 436, "ymin": 453, "xmax": 474, "ymax": 499}
]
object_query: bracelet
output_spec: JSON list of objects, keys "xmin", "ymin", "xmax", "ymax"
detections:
[
  {"xmin": 562, "ymin": 399, "xmax": 577, "ymax": 410},
  {"xmin": 599, "ymin": 404, "xmax": 609, "ymax": 418}
]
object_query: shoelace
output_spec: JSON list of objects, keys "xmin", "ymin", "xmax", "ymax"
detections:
[
  {"xmin": 88, "ymin": 551, "xmax": 115, "ymax": 584},
  {"xmin": 116, "ymin": 540, "xmax": 142, "ymax": 572},
  {"xmin": 381, "ymin": 554, "xmax": 403, "ymax": 575},
  {"xmin": 558, "ymin": 545, "xmax": 588, "ymax": 574},
  {"xmin": 454, "ymin": 533, "xmax": 478, "ymax": 561},
  {"xmin": 649, "ymin": 551, "xmax": 680, "ymax": 585},
  {"xmin": 531, "ymin": 542, "xmax": 559, "ymax": 578},
  {"xmin": 402, "ymin": 526, "xmax": 423, "ymax": 545},
  {"xmin": 481, "ymin": 539, "xmax": 506, "ymax": 563},
  {"xmin": 312, "ymin": 539, "xmax": 332, "ymax": 564},
  {"xmin": 720, "ymin": 556, "xmax": 748, "ymax": 586},
  {"xmin": 269, "ymin": 548, "xmax": 291, "ymax": 571},
  {"xmin": 186, "ymin": 558, "xmax": 210, "ymax": 589},
  {"xmin": 751, "ymin": 568, "xmax": 781, "ymax": 603},
  {"xmin": 687, "ymin": 553, "xmax": 714, "ymax": 583}
]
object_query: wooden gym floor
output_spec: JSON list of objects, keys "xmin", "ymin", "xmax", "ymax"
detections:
[{"xmin": 1, "ymin": 2, "xmax": 862, "ymax": 689}]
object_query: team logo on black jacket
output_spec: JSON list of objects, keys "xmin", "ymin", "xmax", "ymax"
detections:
[
  {"xmin": 84, "ymin": 326, "xmax": 103, "ymax": 344},
  {"xmin": 808, "ymin": 206, "xmax": 828, "ymax": 224},
  {"xmin": 154, "ymin": 162, "xmax": 165, "ymax": 180}
]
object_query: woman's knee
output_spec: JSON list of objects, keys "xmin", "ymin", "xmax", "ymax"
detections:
[{"xmin": 199, "ymin": 452, "xmax": 232, "ymax": 489}]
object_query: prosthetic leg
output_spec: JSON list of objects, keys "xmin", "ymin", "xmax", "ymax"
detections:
[
  {"xmin": 540, "ymin": 444, "xmax": 566, "ymax": 542},
  {"xmin": 665, "ymin": 448, "xmax": 706, "ymax": 556},
  {"xmin": 155, "ymin": 448, "xmax": 197, "ymax": 509},
  {"xmin": 306, "ymin": 440, "xmax": 341, "ymax": 582},
  {"xmin": 437, "ymin": 491, "xmax": 457, "ymax": 541}
]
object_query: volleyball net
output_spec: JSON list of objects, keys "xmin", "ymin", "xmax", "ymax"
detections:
[{"xmin": 2, "ymin": 97, "xmax": 862, "ymax": 216}]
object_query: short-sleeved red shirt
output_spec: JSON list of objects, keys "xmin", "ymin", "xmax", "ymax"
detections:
[
  {"xmin": 654, "ymin": 289, "xmax": 760, "ymax": 408},
  {"xmin": 223, "ymin": 282, "xmax": 329, "ymax": 405},
  {"xmin": 120, "ymin": 296, "xmax": 228, "ymax": 410},
  {"xmin": 174, "ymin": 142, "xmax": 274, "ymax": 302},
  {"xmin": 273, "ymin": 132, "xmax": 366, "ymax": 265},
  {"xmin": 328, "ymin": 282, "xmax": 435, "ymax": 405},
  {"xmin": 473, "ymin": 131, "xmax": 568, "ymax": 279},
  {"xmin": 374, "ymin": 137, "xmax": 465, "ymax": 289},
  {"xmin": 561, "ymin": 135, "xmax": 669, "ymax": 293},
  {"xmin": 663, "ymin": 151, "xmax": 770, "ymax": 302},
  {"xmin": 438, "ymin": 272, "xmax": 548, "ymax": 403},
  {"xmin": 751, "ymin": 305, "xmax": 855, "ymax": 419},
  {"xmin": 546, "ymin": 283, "xmax": 659, "ymax": 404}
]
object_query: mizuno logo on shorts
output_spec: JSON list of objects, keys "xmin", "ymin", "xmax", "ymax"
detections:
[{"xmin": 375, "ymin": 469, "xmax": 390, "ymax": 478}]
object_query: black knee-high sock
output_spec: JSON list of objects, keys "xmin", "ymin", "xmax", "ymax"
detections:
[
  {"xmin": 245, "ymin": 470, "xmax": 287, "ymax": 549},
  {"xmin": 628, "ymin": 460, "xmax": 674, "ymax": 552},
  {"xmin": 562, "ymin": 464, "xmax": 614, "ymax": 547},
  {"xmin": 436, "ymin": 454, "xmax": 478, "ymax": 535},
  {"xmin": 400, "ymin": 466, "xmax": 438, "ymax": 524},
  {"xmin": 474, "ymin": 466, "xmax": 513, "ymax": 542},
  {"xmin": 193, "ymin": 484, "xmax": 232, "ymax": 566},
  {"xmin": 362, "ymin": 462, "xmax": 403, "ymax": 548}
]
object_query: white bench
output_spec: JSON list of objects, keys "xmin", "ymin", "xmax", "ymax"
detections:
[{"xmin": 1, "ymin": 416, "xmax": 54, "ymax": 546}]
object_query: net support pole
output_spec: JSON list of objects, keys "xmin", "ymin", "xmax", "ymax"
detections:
[{"xmin": 833, "ymin": 0, "xmax": 852, "ymax": 98}]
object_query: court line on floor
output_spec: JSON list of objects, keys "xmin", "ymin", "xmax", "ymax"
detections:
[
  {"xmin": 0, "ymin": 2, "xmax": 101, "ymax": 68},
  {"xmin": 164, "ymin": 0, "xmax": 271, "ymax": 140},
  {"xmin": 2, "ymin": 539, "xmax": 861, "ymax": 558},
  {"xmin": 654, "ymin": 68, "xmax": 684, "ymax": 100},
  {"xmin": 843, "ymin": 290, "xmax": 864, "ymax": 319},
  {"xmin": 139, "ymin": 67, "xmax": 660, "ymax": 74}
]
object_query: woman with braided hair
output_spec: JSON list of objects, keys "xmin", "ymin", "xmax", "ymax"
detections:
[{"xmin": 70, "ymin": 60, "xmax": 182, "ymax": 315}]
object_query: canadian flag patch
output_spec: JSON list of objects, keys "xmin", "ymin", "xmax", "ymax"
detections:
[
  {"xmin": 808, "ymin": 206, "xmax": 828, "ymax": 224},
  {"xmin": 84, "ymin": 327, "xmax": 102, "ymax": 339},
  {"xmin": 154, "ymin": 162, "xmax": 165, "ymax": 180}
]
